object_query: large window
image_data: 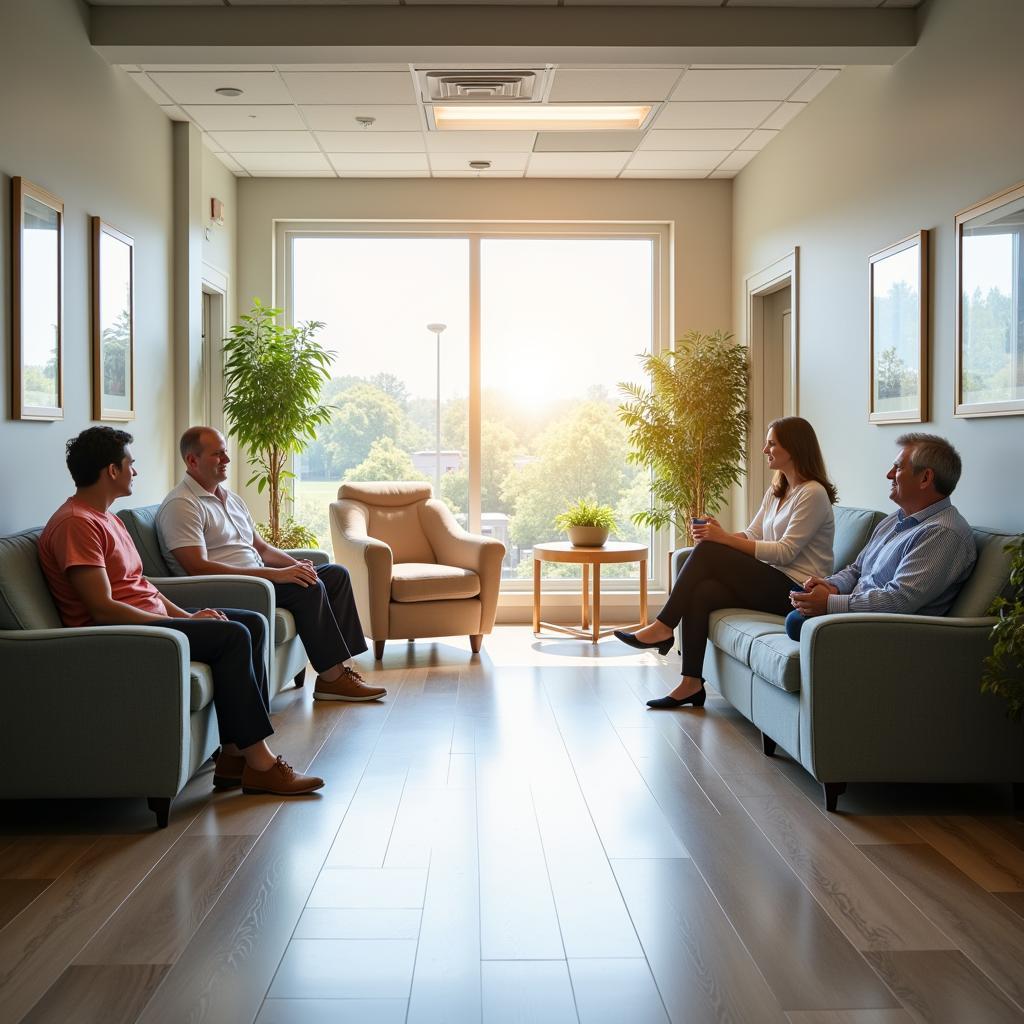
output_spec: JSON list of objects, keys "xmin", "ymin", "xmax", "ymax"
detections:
[{"xmin": 283, "ymin": 223, "xmax": 666, "ymax": 591}]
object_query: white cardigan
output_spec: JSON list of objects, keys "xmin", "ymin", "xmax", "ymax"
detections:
[{"xmin": 743, "ymin": 480, "xmax": 835, "ymax": 585}]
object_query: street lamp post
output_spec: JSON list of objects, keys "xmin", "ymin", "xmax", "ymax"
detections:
[{"xmin": 426, "ymin": 322, "xmax": 447, "ymax": 497}]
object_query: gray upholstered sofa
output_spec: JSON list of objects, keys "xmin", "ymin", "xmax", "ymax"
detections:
[
  {"xmin": 671, "ymin": 506, "xmax": 1023, "ymax": 811},
  {"xmin": 118, "ymin": 504, "xmax": 329, "ymax": 697},
  {"xmin": 0, "ymin": 524, "xmax": 298, "ymax": 828}
]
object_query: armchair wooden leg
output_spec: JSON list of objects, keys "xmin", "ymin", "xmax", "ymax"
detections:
[
  {"xmin": 761, "ymin": 732, "xmax": 777, "ymax": 758},
  {"xmin": 470, "ymin": 634, "xmax": 483, "ymax": 654},
  {"xmin": 147, "ymin": 796, "xmax": 171, "ymax": 829},
  {"xmin": 374, "ymin": 640, "xmax": 386, "ymax": 660},
  {"xmin": 294, "ymin": 669, "xmax": 306, "ymax": 688},
  {"xmin": 822, "ymin": 782, "xmax": 847, "ymax": 813}
]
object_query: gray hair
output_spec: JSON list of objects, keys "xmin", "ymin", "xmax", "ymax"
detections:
[{"xmin": 896, "ymin": 432, "xmax": 962, "ymax": 496}]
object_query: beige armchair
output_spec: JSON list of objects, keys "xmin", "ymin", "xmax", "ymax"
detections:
[{"xmin": 330, "ymin": 482, "xmax": 506, "ymax": 659}]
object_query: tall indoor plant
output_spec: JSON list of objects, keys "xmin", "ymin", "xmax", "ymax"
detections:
[
  {"xmin": 222, "ymin": 299, "xmax": 333, "ymax": 546},
  {"xmin": 981, "ymin": 536, "xmax": 1024, "ymax": 720},
  {"xmin": 619, "ymin": 329, "xmax": 749, "ymax": 544}
]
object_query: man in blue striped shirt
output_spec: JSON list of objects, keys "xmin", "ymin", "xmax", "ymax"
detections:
[{"xmin": 787, "ymin": 433, "xmax": 976, "ymax": 636}]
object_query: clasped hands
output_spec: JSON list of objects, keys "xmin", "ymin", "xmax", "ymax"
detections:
[
  {"xmin": 273, "ymin": 559, "xmax": 318, "ymax": 587},
  {"xmin": 790, "ymin": 576, "xmax": 838, "ymax": 617}
]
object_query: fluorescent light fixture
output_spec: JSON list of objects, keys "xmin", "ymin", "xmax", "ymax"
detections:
[{"xmin": 432, "ymin": 104, "xmax": 653, "ymax": 132}]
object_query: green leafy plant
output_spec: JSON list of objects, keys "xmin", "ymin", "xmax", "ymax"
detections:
[
  {"xmin": 554, "ymin": 497, "xmax": 618, "ymax": 533},
  {"xmin": 256, "ymin": 517, "xmax": 321, "ymax": 551},
  {"xmin": 982, "ymin": 536, "xmax": 1024, "ymax": 721},
  {"xmin": 223, "ymin": 299, "xmax": 334, "ymax": 546},
  {"xmin": 618, "ymin": 329, "xmax": 749, "ymax": 544}
]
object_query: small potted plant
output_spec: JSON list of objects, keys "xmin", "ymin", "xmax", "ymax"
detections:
[{"xmin": 555, "ymin": 497, "xmax": 617, "ymax": 547}]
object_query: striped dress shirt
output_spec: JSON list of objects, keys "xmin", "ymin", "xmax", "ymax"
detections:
[{"xmin": 825, "ymin": 497, "xmax": 976, "ymax": 616}]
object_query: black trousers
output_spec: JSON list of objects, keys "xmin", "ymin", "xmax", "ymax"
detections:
[
  {"xmin": 159, "ymin": 608, "xmax": 274, "ymax": 750},
  {"xmin": 273, "ymin": 563, "xmax": 368, "ymax": 673},
  {"xmin": 657, "ymin": 542, "xmax": 795, "ymax": 680}
]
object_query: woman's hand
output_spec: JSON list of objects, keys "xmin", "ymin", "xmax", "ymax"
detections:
[{"xmin": 692, "ymin": 516, "xmax": 727, "ymax": 544}]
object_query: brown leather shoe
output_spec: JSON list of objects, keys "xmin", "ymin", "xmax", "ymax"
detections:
[
  {"xmin": 313, "ymin": 666, "xmax": 387, "ymax": 702},
  {"xmin": 213, "ymin": 749, "xmax": 246, "ymax": 790},
  {"xmin": 241, "ymin": 756, "xmax": 324, "ymax": 796}
]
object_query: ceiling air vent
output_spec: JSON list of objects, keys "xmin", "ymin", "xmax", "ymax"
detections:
[{"xmin": 419, "ymin": 70, "xmax": 546, "ymax": 103}]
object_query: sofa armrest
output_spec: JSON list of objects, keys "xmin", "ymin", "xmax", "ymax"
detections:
[
  {"xmin": 330, "ymin": 500, "xmax": 393, "ymax": 638},
  {"xmin": 0, "ymin": 626, "xmax": 195, "ymax": 798},
  {"xmin": 287, "ymin": 548, "xmax": 330, "ymax": 566},
  {"xmin": 797, "ymin": 613, "xmax": 1020, "ymax": 782},
  {"xmin": 150, "ymin": 574, "xmax": 275, "ymax": 620}
]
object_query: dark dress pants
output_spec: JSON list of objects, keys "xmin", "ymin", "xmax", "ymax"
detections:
[
  {"xmin": 159, "ymin": 608, "xmax": 274, "ymax": 750},
  {"xmin": 656, "ymin": 541, "xmax": 795, "ymax": 679},
  {"xmin": 273, "ymin": 562, "xmax": 368, "ymax": 674}
]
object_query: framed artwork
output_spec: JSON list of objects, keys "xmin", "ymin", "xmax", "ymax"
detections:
[
  {"xmin": 869, "ymin": 230, "xmax": 928, "ymax": 424},
  {"xmin": 91, "ymin": 218, "xmax": 135, "ymax": 421},
  {"xmin": 12, "ymin": 177, "xmax": 64, "ymax": 421},
  {"xmin": 955, "ymin": 180, "xmax": 1024, "ymax": 417}
]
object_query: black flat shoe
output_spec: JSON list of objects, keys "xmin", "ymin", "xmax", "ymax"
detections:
[
  {"xmin": 647, "ymin": 685, "xmax": 707, "ymax": 710},
  {"xmin": 614, "ymin": 629, "xmax": 674, "ymax": 656}
]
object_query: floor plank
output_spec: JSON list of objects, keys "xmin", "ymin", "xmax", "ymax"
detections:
[
  {"xmin": 0, "ymin": 878, "xmax": 51, "ymax": 931},
  {"xmin": 994, "ymin": 892, "xmax": 1024, "ymax": 920},
  {"xmin": 481, "ymin": 961, "xmax": 577, "ymax": 1024},
  {"xmin": 612, "ymin": 857, "xmax": 788, "ymax": 1024},
  {"xmin": 20, "ymin": 964, "xmax": 169, "ymax": 1024},
  {"xmin": 904, "ymin": 816, "xmax": 1024, "ymax": 891},
  {"xmin": 267, "ymin": 937, "xmax": 417, "ymax": 999},
  {"xmin": 0, "ymin": 836, "xmax": 96, "ymax": 879},
  {"xmin": 862, "ymin": 842, "xmax": 1024, "ymax": 1011},
  {"xmin": 568, "ymin": 958, "xmax": 669, "ymax": 1024},
  {"xmin": 255, "ymin": 998, "xmax": 407, "ymax": 1024},
  {"xmin": 863, "ymin": 949, "xmax": 1024, "ymax": 1023},
  {"xmin": 786, "ymin": 1011, "xmax": 913, "ymax": 1023}
]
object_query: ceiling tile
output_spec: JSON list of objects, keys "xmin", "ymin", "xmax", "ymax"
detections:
[
  {"xmin": 434, "ymin": 169, "xmax": 525, "ymax": 178},
  {"xmin": 761, "ymin": 102, "xmax": 805, "ymax": 129},
  {"xmin": 141, "ymin": 64, "xmax": 277, "ymax": 72},
  {"xmin": 671, "ymin": 68, "xmax": 812, "ymax": 101},
  {"xmin": 202, "ymin": 133, "xmax": 224, "ymax": 152},
  {"xmin": 315, "ymin": 131, "xmax": 425, "ymax": 153},
  {"xmin": 621, "ymin": 169, "xmax": 710, "ymax": 178},
  {"xmin": 534, "ymin": 130, "xmax": 644, "ymax": 152},
  {"xmin": 425, "ymin": 131, "xmax": 536, "ymax": 153},
  {"xmin": 709, "ymin": 170, "xmax": 736, "ymax": 179},
  {"xmin": 740, "ymin": 129, "xmax": 779, "ymax": 150},
  {"xmin": 718, "ymin": 150, "xmax": 758, "ymax": 171},
  {"xmin": 334, "ymin": 171, "xmax": 430, "ymax": 178},
  {"xmin": 234, "ymin": 152, "xmax": 332, "ymax": 172},
  {"xmin": 148, "ymin": 71, "xmax": 291, "ymax": 105},
  {"xmin": 208, "ymin": 130, "xmax": 319, "ymax": 152},
  {"xmin": 215, "ymin": 153, "xmax": 248, "ymax": 176},
  {"xmin": 277, "ymin": 65, "xmax": 410, "ymax": 72},
  {"xmin": 654, "ymin": 101, "xmax": 778, "ymax": 130},
  {"xmin": 128, "ymin": 72, "xmax": 173, "ymax": 105},
  {"xmin": 429, "ymin": 153, "xmax": 529, "ymax": 171},
  {"xmin": 281, "ymin": 72, "xmax": 416, "ymax": 105},
  {"xmin": 327, "ymin": 152, "xmax": 429, "ymax": 171},
  {"xmin": 248, "ymin": 170, "xmax": 337, "ymax": 178},
  {"xmin": 301, "ymin": 105, "xmax": 422, "ymax": 131},
  {"xmin": 527, "ymin": 152, "xmax": 630, "ymax": 175},
  {"xmin": 728, "ymin": 0, "xmax": 877, "ymax": 5},
  {"xmin": 548, "ymin": 69, "xmax": 682, "ymax": 102},
  {"xmin": 638, "ymin": 128, "xmax": 749, "ymax": 150},
  {"xmin": 790, "ymin": 68, "xmax": 841, "ymax": 103},
  {"xmin": 628, "ymin": 150, "xmax": 728, "ymax": 170},
  {"xmin": 183, "ymin": 105, "xmax": 305, "ymax": 131}
]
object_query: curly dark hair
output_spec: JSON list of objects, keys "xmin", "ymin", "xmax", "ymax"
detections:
[{"xmin": 65, "ymin": 427, "xmax": 134, "ymax": 487}]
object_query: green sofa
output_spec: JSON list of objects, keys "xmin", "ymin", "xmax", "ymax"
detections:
[
  {"xmin": 671, "ymin": 506, "xmax": 1023, "ymax": 811},
  {"xmin": 0, "ymin": 521, "xmax": 319, "ymax": 828},
  {"xmin": 117, "ymin": 504, "xmax": 330, "ymax": 698}
]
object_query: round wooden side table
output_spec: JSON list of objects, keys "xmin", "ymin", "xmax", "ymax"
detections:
[{"xmin": 532, "ymin": 540, "xmax": 649, "ymax": 644}]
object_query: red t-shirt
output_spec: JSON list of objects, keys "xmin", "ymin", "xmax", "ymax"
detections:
[{"xmin": 38, "ymin": 497, "xmax": 167, "ymax": 627}]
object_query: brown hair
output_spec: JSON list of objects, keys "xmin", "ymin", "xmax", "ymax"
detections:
[
  {"xmin": 767, "ymin": 416, "xmax": 838, "ymax": 504},
  {"xmin": 179, "ymin": 425, "xmax": 217, "ymax": 463}
]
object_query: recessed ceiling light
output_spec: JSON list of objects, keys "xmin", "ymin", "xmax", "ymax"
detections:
[
  {"xmin": 432, "ymin": 104, "xmax": 653, "ymax": 132},
  {"xmin": 468, "ymin": 160, "xmax": 491, "ymax": 170},
  {"xmin": 355, "ymin": 116, "xmax": 376, "ymax": 129},
  {"xmin": 214, "ymin": 87, "xmax": 244, "ymax": 98}
]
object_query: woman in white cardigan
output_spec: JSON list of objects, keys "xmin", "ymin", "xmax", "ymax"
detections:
[{"xmin": 615, "ymin": 416, "xmax": 837, "ymax": 709}]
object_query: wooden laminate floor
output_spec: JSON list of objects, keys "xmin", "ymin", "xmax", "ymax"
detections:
[{"xmin": 2, "ymin": 627, "xmax": 1023, "ymax": 1024}]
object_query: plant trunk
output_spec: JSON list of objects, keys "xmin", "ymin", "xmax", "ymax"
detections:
[{"xmin": 268, "ymin": 445, "xmax": 281, "ymax": 546}]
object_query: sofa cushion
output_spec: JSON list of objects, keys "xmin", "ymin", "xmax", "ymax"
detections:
[
  {"xmin": 832, "ymin": 507, "xmax": 885, "ymax": 574},
  {"xmin": 749, "ymin": 632, "xmax": 802, "ymax": 693},
  {"xmin": 0, "ymin": 529, "xmax": 63, "ymax": 631},
  {"xmin": 275, "ymin": 608, "xmax": 297, "ymax": 644},
  {"xmin": 708, "ymin": 610, "xmax": 786, "ymax": 665},
  {"xmin": 189, "ymin": 662, "xmax": 215, "ymax": 711},
  {"xmin": 391, "ymin": 563, "xmax": 481, "ymax": 603},
  {"xmin": 116, "ymin": 505, "xmax": 172, "ymax": 578},
  {"xmin": 949, "ymin": 528, "xmax": 1017, "ymax": 618}
]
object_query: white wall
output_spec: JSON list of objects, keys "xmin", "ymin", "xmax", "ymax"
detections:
[
  {"xmin": 732, "ymin": 0, "xmax": 1024, "ymax": 532},
  {"xmin": 0, "ymin": 0, "xmax": 175, "ymax": 533}
]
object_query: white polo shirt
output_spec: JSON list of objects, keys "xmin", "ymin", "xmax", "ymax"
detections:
[{"xmin": 156, "ymin": 473, "xmax": 265, "ymax": 575}]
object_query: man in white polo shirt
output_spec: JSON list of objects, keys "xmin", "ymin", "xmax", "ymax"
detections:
[{"xmin": 156, "ymin": 426, "xmax": 385, "ymax": 702}]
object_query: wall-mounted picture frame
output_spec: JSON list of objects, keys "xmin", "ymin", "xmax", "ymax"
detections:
[
  {"xmin": 12, "ymin": 177, "xmax": 64, "ymax": 421},
  {"xmin": 91, "ymin": 218, "xmax": 135, "ymax": 421},
  {"xmin": 955, "ymin": 180, "xmax": 1024, "ymax": 418},
  {"xmin": 869, "ymin": 230, "xmax": 928, "ymax": 424}
]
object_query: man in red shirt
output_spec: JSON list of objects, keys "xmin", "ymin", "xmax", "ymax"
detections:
[{"xmin": 38, "ymin": 427, "xmax": 323, "ymax": 798}]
